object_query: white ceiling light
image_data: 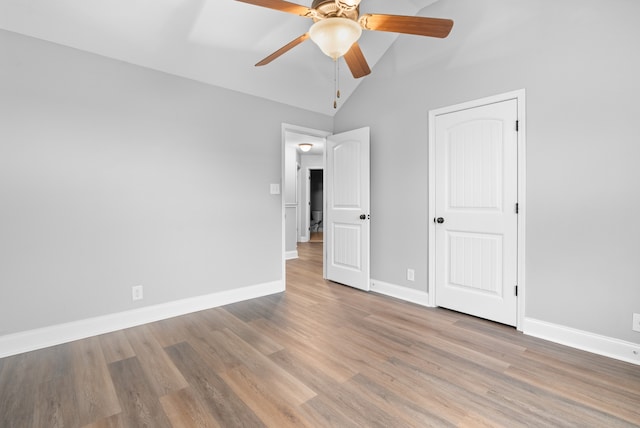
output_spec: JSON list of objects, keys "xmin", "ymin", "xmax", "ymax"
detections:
[
  {"xmin": 299, "ymin": 143, "xmax": 313, "ymax": 152},
  {"xmin": 309, "ymin": 17, "xmax": 362, "ymax": 60}
]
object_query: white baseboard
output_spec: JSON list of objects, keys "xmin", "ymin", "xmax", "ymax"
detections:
[
  {"xmin": 370, "ymin": 279, "xmax": 431, "ymax": 307},
  {"xmin": 0, "ymin": 280, "xmax": 284, "ymax": 358},
  {"xmin": 523, "ymin": 317, "xmax": 640, "ymax": 365},
  {"xmin": 367, "ymin": 282, "xmax": 640, "ymax": 366},
  {"xmin": 285, "ymin": 250, "xmax": 298, "ymax": 260},
  {"xmin": 300, "ymin": 236, "xmax": 310, "ymax": 243}
]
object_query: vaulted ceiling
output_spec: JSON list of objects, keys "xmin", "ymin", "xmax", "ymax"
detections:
[{"xmin": 0, "ymin": 0, "xmax": 443, "ymax": 116}]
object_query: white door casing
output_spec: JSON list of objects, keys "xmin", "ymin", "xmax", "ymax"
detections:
[
  {"xmin": 430, "ymin": 93, "xmax": 524, "ymax": 327},
  {"xmin": 325, "ymin": 127, "xmax": 371, "ymax": 291}
]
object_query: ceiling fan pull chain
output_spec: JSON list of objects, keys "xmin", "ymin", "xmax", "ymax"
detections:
[
  {"xmin": 333, "ymin": 58, "xmax": 340, "ymax": 109},
  {"xmin": 337, "ymin": 59, "xmax": 341, "ymax": 99}
]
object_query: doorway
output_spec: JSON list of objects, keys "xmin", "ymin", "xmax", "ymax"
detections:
[
  {"xmin": 428, "ymin": 90, "xmax": 526, "ymax": 329},
  {"xmin": 281, "ymin": 124, "xmax": 331, "ymax": 283},
  {"xmin": 309, "ymin": 169, "xmax": 324, "ymax": 243},
  {"xmin": 281, "ymin": 124, "xmax": 371, "ymax": 292}
]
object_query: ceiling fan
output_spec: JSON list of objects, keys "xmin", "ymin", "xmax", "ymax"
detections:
[{"xmin": 236, "ymin": 0, "xmax": 454, "ymax": 78}]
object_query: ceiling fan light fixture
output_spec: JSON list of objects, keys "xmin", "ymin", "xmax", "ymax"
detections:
[
  {"xmin": 299, "ymin": 143, "xmax": 313, "ymax": 152},
  {"xmin": 309, "ymin": 17, "xmax": 362, "ymax": 59}
]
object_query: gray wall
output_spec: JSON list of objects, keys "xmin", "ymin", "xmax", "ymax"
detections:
[
  {"xmin": 0, "ymin": 30, "xmax": 331, "ymax": 336},
  {"xmin": 285, "ymin": 206, "xmax": 298, "ymax": 254},
  {"xmin": 284, "ymin": 144, "xmax": 299, "ymax": 205},
  {"xmin": 284, "ymin": 145, "xmax": 299, "ymax": 253},
  {"xmin": 334, "ymin": 0, "xmax": 640, "ymax": 343}
]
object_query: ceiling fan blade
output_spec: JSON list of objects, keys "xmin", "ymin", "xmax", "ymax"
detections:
[
  {"xmin": 255, "ymin": 33, "xmax": 310, "ymax": 66},
  {"xmin": 235, "ymin": 0, "xmax": 313, "ymax": 17},
  {"xmin": 343, "ymin": 43, "xmax": 371, "ymax": 78},
  {"xmin": 360, "ymin": 14, "xmax": 453, "ymax": 38}
]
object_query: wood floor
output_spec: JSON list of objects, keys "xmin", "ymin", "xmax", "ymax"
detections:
[
  {"xmin": 1, "ymin": 242, "xmax": 639, "ymax": 427},
  {"xmin": 309, "ymin": 232, "xmax": 323, "ymax": 242}
]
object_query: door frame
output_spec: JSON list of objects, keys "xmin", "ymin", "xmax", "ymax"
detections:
[
  {"xmin": 281, "ymin": 123, "xmax": 331, "ymax": 286},
  {"xmin": 427, "ymin": 89, "xmax": 527, "ymax": 330}
]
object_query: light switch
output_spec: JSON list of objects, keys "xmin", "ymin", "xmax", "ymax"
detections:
[{"xmin": 270, "ymin": 183, "xmax": 280, "ymax": 195}]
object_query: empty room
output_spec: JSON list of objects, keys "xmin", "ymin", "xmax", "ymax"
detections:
[{"xmin": 1, "ymin": 0, "xmax": 639, "ymax": 426}]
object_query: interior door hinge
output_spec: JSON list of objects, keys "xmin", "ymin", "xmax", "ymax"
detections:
[
  {"xmin": 515, "ymin": 285, "xmax": 518, "ymax": 296},
  {"xmin": 516, "ymin": 120, "xmax": 519, "ymax": 132},
  {"xmin": 515, "ymin": 202, "xmax": 519, "ymax": 214}
]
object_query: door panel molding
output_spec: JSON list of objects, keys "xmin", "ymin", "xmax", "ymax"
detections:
[
  {"xmin": 428, "ymin": 89, "xmax": 526, "ymax": 330},
  {"xmin": 326, "ymin": 127, "xmax": 371, "ymax": 291}
]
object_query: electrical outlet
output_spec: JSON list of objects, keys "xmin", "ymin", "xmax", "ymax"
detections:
[
  {"xmin": 633, "ymin": 313, "xmax": 640, "ymax": 332},
  {"xmin": 132, "ymin": 285, "xmax": 143, "ymax": 301},
  {"xmin": 407, "ymin": 268, "xmax": 415, "ymax": 281}
]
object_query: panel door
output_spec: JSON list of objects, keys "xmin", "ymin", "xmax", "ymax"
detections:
[
  {"xmin": 434, "ymin": 99, "xmax": 518, "ymax": 325},
  {"xmin": 325, "ymin": 127, "xmax": 370, "ymax": 291}
]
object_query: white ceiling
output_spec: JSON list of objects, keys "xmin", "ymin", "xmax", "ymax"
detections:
[{"xmin": 0, "ymin": 0, "xmax": 442, "ymax": 116}]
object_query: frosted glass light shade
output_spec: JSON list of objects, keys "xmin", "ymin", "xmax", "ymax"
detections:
[
  {"xmin": 299, "ymin": 143, "xmax": 313, "ymax": 152},
  {"xmin": 309, "ymin": 18, "xmax": 362, "ymax": 59}
]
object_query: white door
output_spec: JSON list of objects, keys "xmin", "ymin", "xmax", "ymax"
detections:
[
  {"xmin": 325, "ymin": 127, "xmax": 370, "ymax": 291},
  {"xmin": 434, "ymin": 99, "xmax": 518, "ymax": 326}
]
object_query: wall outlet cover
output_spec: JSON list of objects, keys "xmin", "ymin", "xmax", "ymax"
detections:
[
  {"xmin": 633, "ymin": 313, "xmax": 640, "ymax": 333},
  {"xmin": 132, "ymin": 285, "xmax": 144, "ymax": 301},
  {"xmin": 407, "ymin": 269, "xmax": 415, "ymax": 281}
]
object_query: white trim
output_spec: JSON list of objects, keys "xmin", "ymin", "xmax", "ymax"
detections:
[
  {"xmin": 322, "ymin": 155, "xmax": 328, "ymax": 279},
  {"xmin": 301, "ymin": 167, "xmax": 310, "ymax": 243},
  {"xmin": 515, "ymin": 91, "xmax": 527, "ymax": 330},
  {"xmin": 427, "ymin": 89, "xmax": 526, "ymax": 330},
  {"xmin": 428, "ymin": 111, "xmax": 437, "ymax": 307},
  {"xmin": 524, "ymin": 318, "xmax": 640, "ymax": 366},
  {"xmin": 0, "ymin": 280, "xmax": 284, "ymax": 358},
  {"xmin": 370, "ymin": 279, "xmax": 431, "ymax": 307},
  {"xmin": 296, "ymin": 160, "xmax": 302, "ymax": 242},
  {"xmin": 305, "ymin": 168, "xmax": 311, "ymax": 241},
  {"xmin": 285, "ymin": 251, "xmax": 299, "ymax": 260}
]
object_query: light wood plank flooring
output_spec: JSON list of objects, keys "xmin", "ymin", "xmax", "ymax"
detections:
[
  {"xmin": 1, "ymin": 242, "xmax": 639, "ymax": 427},
  {"xmin": 309, "ymin": 232, "xmax": 323, "ymax": 242}
]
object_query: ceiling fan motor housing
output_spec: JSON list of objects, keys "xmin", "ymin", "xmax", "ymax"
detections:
[{"xmin": 311, "ymin": 0, "xmax": 359, "ymax": 20}]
